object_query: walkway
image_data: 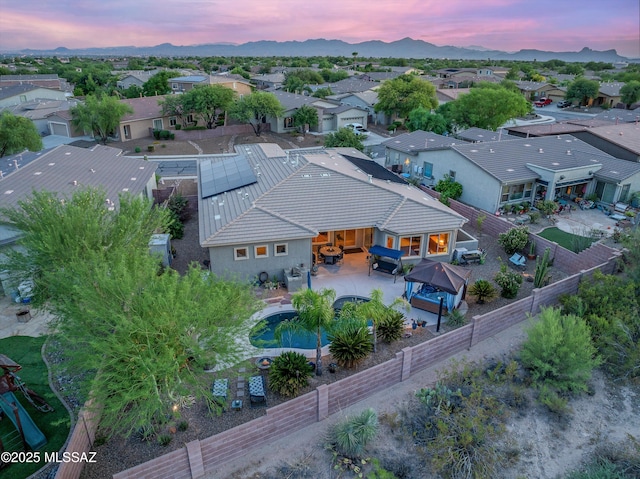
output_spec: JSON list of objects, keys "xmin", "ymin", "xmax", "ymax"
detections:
[{"xmin": 0, "ymin": 296, "xmax": 53, "ymax": 339}]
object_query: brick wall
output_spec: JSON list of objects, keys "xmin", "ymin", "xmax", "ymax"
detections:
[{"xmin": 55, "ymin": 400, "xmax": 101, "ymax": 479}]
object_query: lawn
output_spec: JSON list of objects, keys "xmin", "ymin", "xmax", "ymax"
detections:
[
  {"xmin": 537, "ymin": 227, "xmax": 597, "ymax": 253},
  {"xmin": 0, "ymin": 336, "xmax": 71, "ymax": 478}
]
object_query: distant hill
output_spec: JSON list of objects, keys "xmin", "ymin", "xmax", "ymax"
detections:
[{"xmin": 5, "ymin": 38, "xmax": 633, "ymax": 62}]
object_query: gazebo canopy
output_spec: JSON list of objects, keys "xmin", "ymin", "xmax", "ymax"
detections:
[{"xmin": 404, "ymin": 259, "xmax": 472, "ymax": 295}]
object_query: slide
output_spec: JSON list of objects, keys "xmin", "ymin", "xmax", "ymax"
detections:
[{"xmin": 0, "ymin": 391, "xmax": 47, "ymax": 450}]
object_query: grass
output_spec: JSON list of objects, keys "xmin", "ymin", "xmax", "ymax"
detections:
[
  {"xmin": 538, "ymin": 227, "xmax": 597, "ymax": 253},
  {"xmin": 0, "ymin": 336, "xmax": 71, "ymax": 478}
]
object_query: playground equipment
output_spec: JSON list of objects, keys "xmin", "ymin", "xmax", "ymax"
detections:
[{"xmin": 0, "ymin": 354, "xmax": 53, "ymax": 458}]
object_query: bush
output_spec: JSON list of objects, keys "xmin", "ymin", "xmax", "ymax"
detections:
[
  {"xmin": 468, "ymin": 279, "xmax": 498, "ymax": 304},
  {"xmin": 134, "ymin": 146, "xmax": 141, "ymax": 153},
  {"xmin": 166, "ymin": 209, "xmax": 185, "ymax": 239},
  {"xmin": 328, "ymin": 320, "xmax": 372, "ymax": 368},
  {"xmin": 446, "ymin": 309, "xmax": 467, "ymax": 328},
  {"xmin": 157, "ymin": 434, "xmax": 172, "ymax": 446},
  {"xmin": 534, "ymin": 247, "xmax": 552, "ymax": 288},
  {"xmin": 147, "ymin": 145, "xmax": 155, "ymax": 152},
  {"xmin": 152, "ymin": 129, "xmax": 161, "ymax": 140},
  {"xmin": 521, "ymin": 307, "xmax": 601, "ymax": 393},
  {"xmin": 494, "ymin": 262, "xmax": 523, "ymax": 298},
  {"xmin": 268, "ymin": 351, "xmax": 313, "ymax": 397},
  {"xmin": 376, "ymin": 310, "xmax": 405, "ymax": 344},
  {"xmin": 327, "ymin": 408, "xmax": 378, "ymax": 458},
  {"xmin": 175, "ymin": 124, "xmax": 182, "ymax": 130},
  {"xmin": 183, "ymin": 125, "xmax": 207, "ymax": 131},
  {"xmin": 159, "ymin": 129, "xmax": 170, "ymax": 140},
  {"xmin": 529, "ymin": 211, "xmax": 541, "ymax": 224},
  {"xmin": 168, "ymin": 193, "xmax": 190, "ymax": 222},
  {"xmin": 498, "ymin": 226, "xmax": 529, "ymax": 255},
  {"xmin": 538, "ymin": 385, "xmax": 570, "ymax": 416}
]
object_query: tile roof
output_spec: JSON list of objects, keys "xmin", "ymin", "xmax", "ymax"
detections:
[
  {"xmin": 593, "ymin": 110, "xmax": 640, "ymax": 123},
  {"xmin": 120, "ymin": 95, "xmax": 168, "ymax": 122},
  {"xmin": 451, "ymin": 135, "xmax": 616, "ymax": 183},
  {"xmin": 456, "ymin": 127, "xmax": 514, "ymax": 143},
  {"xmin": 0, "ymin": 83, "xmax": 39, "ymax": 100},
  {"xmin": 582, "ymin": 123, "xmax": 640, "ymax": 156},
  {"xmin": 0, "ymin": 145, "xmax": 157, "ymax": 212},
  {"xmin": 382, "ymin": 131, "xmax": 464, "ymax": 154},
  {"xmin": 198, "ymin": 144, "xmax": 466, "ymax": 247}
]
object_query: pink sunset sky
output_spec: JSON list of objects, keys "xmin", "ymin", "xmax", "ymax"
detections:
[{"xmin": 1, "ymin": 0, "xmax": 638, "ymax": 57}]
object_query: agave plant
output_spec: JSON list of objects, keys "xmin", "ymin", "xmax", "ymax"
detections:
[
  {"xmin": 468, "ymin": 279, "xmax": 498, "ymax": 304},
  {"xmin": 268, "ymin": 351, "xmax": 313, "ymax": 397}
]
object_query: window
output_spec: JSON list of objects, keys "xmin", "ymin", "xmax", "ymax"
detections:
[
  {"xmin": 284, "ymin": 117, "xmax": 294, "ymax": 128},
  {"xmin": 254, "ymin": 245, "xmax": 268, "ymax": 258},
  {"xmin": 448, "ymin": 170, "xmax": 456, "ymax": 180},
  {"xmin": 172, "ymin": 83, "xmax": 179, "ymax": 90},
  {"xmin": 123, "ymin": 124, "xmax": 131, "ymax": 140},
  {"xmin": 400, "ymin": 236, "xmax": 422, "ymax": 256},
  {"xmin": 620, "ymin": 184, "xmax": 630, "ymax": 203},
  {"xmin": 427, "ymin": 233, "xmax": 449, "ymax": 255},
  {"xmin": 169, "ymin": 117, "xmax": 177, "ymax": 126},
  {"xmin": 187, "ymin": 114, "xmax": 194, "ymax": 124},
  {"xmin": 385, "ymin": 235, "xmax": 395, "ymax": 249},
  {"xmin": 501, "ymin": 182, "xmax": 533, "ymax": 204},
  {"xmin": 20, "ymin": 95, "xmax": 27, "ymax": 103},
  {"xmin": 313, "ymin": 232, "xmax": 329, "ymax": 244},
  {"xmin": 274, "ymin": 243, "xmax": 288, "ymax": 256},
  {"xmin": 234, "ymin": 247, "xmax": 249, "ymax": 260},
  {"xmin": 423, "ymin": 162, "xmax": 433, "ymax": 178},
  {"xmin": 153, "ymin": 119, "xmax": 163, "ymax": 130}
]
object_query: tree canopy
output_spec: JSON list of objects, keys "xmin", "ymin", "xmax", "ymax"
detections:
[
  {"xmin": 142, "ymin": 70, "xmax": 179, "ymax": 96},
  {"xmin": 620, "ymin": 80, "xmax": 640, "ymax": 109},
  {"xmin": 566, "ymin": 78, "xmax": 600, "ymax": 106},
  {"xmin": 407, "ymin": 107, "xmax": 449, "ymax": 134},
  {"xmin": 229, "ymin": 91, "xmax": 284, "ymax": 136},
  {"xmin": 0, "ymin": 188, "xmax": 261, "ymax": 437},
  {"xmin": 183, "ymin": 84, "xmax": 236, "ymax": 129},
  {"xmin": 0, "ymin": 111, "xmax": 43, "ymax": 157},
  {"xmin": 374, "ymin": 74, "xmax": 438, "ymax": 120},
  {"xmin": 71, "ymin": 93, "xmax": 133, "ymax": 144},
  {"xmin": 323, "ymin": 127, "xmax": 365, "ymax": 151},
  {"xmin": 444, "ymin": 84, "xmax": 531, "ymax": 131},
  {"xmin": 292, "ymin": 104, "xmax": 319, "ymax": 135}
]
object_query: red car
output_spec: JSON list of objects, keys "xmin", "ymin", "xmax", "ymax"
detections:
[{"xmin": 534, "ymin": 98, "xmax": 552, "ymax": 107}]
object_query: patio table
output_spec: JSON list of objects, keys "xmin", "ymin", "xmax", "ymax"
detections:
[{"xmin": 320, "ymin": 246, "xmax": 341, "ymax": 265}]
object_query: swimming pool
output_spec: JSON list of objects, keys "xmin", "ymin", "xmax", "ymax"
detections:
[{"xmin": 249, "ymin": 296, "xmax": 371, "ymax": 350}]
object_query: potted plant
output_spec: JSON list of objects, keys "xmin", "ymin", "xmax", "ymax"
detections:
[{"xmin": 527, "ymin": 241, "xmax": 537, "ymax": 260}]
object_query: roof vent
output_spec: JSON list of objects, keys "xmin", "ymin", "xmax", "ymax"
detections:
[
  {"xmin": 539, "ymin": 148, "xmax": 544, "ymax": 153},
  {"xmin": 72, "ymin": 180, "xmax": 78, "ymax": 186},
  {"xmin": 566, "ymin": 150, "xmax": 572, "ymax": 155},
  {"xmin": 368, "ymin": 174, "xmax": 373, "ymax": 183},
  {"xmin": 489, "ymin": 149, "xmax": 494, "ymax": 153},
  {"xmin": 90, "ymin": 168, "xmax": 95, "ymax": 173}
]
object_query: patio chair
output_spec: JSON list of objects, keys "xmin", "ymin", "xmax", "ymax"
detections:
[
  {"xmin": 249, "ymin": 375, "xmax": 267, "ymax": 407},
  {"xmin": 212, "ymin": 378, "xmax": 228, "ymax": 407},
  {"xmin": 509, "ymin": 253, "xmax": 527, "ymax": 270}
]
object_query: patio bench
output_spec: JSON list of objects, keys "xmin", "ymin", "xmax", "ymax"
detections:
[
  {"xmin": 212, "ymin": 378, "xmax": 228, "ymax": 407},
  {"xmin": 249, "ymin": 375, "xmax": 267, "ymax": 407},
  {"xmin": 509, "ymin": 253, "xmax": 527, "ymax": 270}
]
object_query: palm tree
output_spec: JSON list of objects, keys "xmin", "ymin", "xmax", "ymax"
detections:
[
  {"xmin": 343, "ymin": 289, "xmax": 409, "ymax": 353},
  {"xmin": 276, "ymin": 287, "xmax": 336, "ymax": 375}
]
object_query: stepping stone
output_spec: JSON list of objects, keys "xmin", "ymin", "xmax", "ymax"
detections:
[{"xmin": 236, "ymin": 390, "xmax": 244, "ymax": 397}]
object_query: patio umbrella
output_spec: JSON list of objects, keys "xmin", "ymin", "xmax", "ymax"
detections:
[
  {"xmin": 307, "ymin": 270, "xmax": 312, "ymax": 290},
  {"xmin": 404, "ymin": 259, "xmax": 471, "ymax": 295}
]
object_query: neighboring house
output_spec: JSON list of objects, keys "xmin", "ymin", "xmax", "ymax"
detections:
[
  {"xmin": 197, "ymin": 143, "xmax": 468, "ymax": 281},
  {"xmin": 594, "ymin": 82, "xmax": 625, "ymax": 108},
  {"xmin": 0, "ymin": 74, "xmax": 65, "ymax": 91},
  {"xmin": 435, "ymin": 88, "xmax": 471, "ymax": 104},
  {"xmin": 169, "ymin": 75, "xmax": 210, "ymax": 93},
  {"xmin": 208, "ymin": 74, "xmax": 253, "ymax": 98},
  {"xmin": 504, "ymin": 119, "xmax": 617, "ymax": 139},
  {"xmin": 432, "ymin": 68, "xmax": 502, "ymax": 88},
  {"xmin": 570, "ymin": 123, "xmax": 640, "ymax": 163},
  {"xmin": 382, "ymin": 130, "xmax": 466, "ymax": 182},
  {"xmin": 4, "ymin": 99, "xmax": 80, "ymax": 136},
  {"xmin": 250, "ymin": 72, "xmax": 286, "ymax": 90},
  {"xmin": 389, "ymin": 134, "xmax": 640, "ymax": 214},
  {"xmin": 268, "ymin": 91, "xmax": 368, "ymax": 134},
  {"xmin": 319, "ymin": 77, "xmax": 380, "ymax": 95},
  {"xmin": 118, "ymin": 95, "xmax": 173, "ymax": 141},
  {"xmin": 0, "ymin": 84, "xmax": 68, "ymax": 108},
  {"xmin": 513, "ymin": 81, "xmax": 557, "ymax": 102},
  {"xmin": 0, "ymin": 144, "xmax": 158, "ymax": 251},
  {"xmin": 454, "ymin": 127, "xmax": 515, "ymax": 143},
  {"xmin": 116, "ymin": 72, "xmax": 158, "ymax": 89},
  {"xmin": 329, "ymin": 90, "xmax": 388, "ymax": 125},
  {"xmin": 45, "ymin": 109, "xmax": 86, "ymax": 138}
]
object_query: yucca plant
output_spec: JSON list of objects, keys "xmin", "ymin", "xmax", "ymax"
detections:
[
  {"xmin": 377, "ymin": 310, "xmax": 405, "ymax": 343},
  {"xmin": 268, "ymin": 351, "xmax": 313, "ymax": 397},
  {"xmin": 328, "ymin": 319, "xmax": 373, "ymax": 368},
  {"xmin": 327, "ymin": 408, "xmax": 379, "ymax": 458},
  {"xmin": 534, "ymin": 247, "xmax": 551, "ymax": 288},
  {"xmin": 468, "ymin": 279, "xmax": 498, "ymax": 304}
]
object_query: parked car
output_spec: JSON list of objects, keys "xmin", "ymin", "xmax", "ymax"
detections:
[
  {"xmin": 534, "ymin": 98, "xmax": 553, "ymax": 107},
  {"xmin": 343, "ymin": 123, "xmax": 369, "ymax": 136},
  {"xmin": 557, "ymin": 100, "xmax": 572, "ymax": 109}
]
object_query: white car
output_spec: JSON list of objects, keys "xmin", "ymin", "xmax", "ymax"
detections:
[{"xmin": 343, "ymin": 123, "xmax": 369, "ymax": 136}]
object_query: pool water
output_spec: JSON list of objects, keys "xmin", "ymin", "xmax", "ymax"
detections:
[{"xmin": 250, "ymin": 296, "xmax": 371, "ymax": 350}]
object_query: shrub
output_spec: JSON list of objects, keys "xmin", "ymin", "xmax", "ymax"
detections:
[
  {"xmin": 134, "ymin": 146, "xmax": 141, "ymax": 153},
  {"xmin": 521, "ymin": 307, "xmax": 601, "ymax": 393},
  {"xmin": 468, "ymin": 279, "xmax": 498, "ymax": 304},
  {"xmin": 147, "ymin": 145, "xmax": 155, "ymax": 152},
  {"xmin": 157, "ymin": 434, "xmax": 172, "ymax": 446},
  {"xmin": 177, "ymin": 420, "xmax": 188, "ymax": 432},
  {"xmin": 328, "ymin": 320, "xmax": 373, "ymax": 368},
  {"xmin": 498, "ymin": 226, "xmax": 529, "ymax": 255},
  {"xmin": 168, "ymin": 193, "xmax": 190, "ymax": 222},
  {"xmin": 434, "ymin": 174, "xmax": 463, "ymax": 206},
  {"xmin": 159, "ymin": 129, "xmax": 170, "ymax": 140},
  {"xmin": 376, "ymin": 310, "xmax": 405, "ymax": 343},
  {"xmin": 446, "ymin": 309, "xmax": 466, "ymax": 328},
  {"xmin": 268, "ymin": 351, "xmax": 313, "ymax": 397},
  {"xmin": 169, "ymin": 133, "xmax": 175, "ymax": 140},
  {"xmin": 166, "ymin": 209, "xmax": 185, "ymax": 239},
  {"xmin": 494, "ymin": 262, "xmax": 523, "ymax": 299},
  {"xmin": 152, "ymin": 129, "xmax": 161, "ymax": 140},
  {"xmin": 175, "ymin": 124, "xmax": 182, "ymax": 130},
  {"xmin": 534, "ymin": 247, "xmax": 551, "ymax": 288},
  {"xmin": 529, "ymin": 211, "xmax": 541, "ymax": 224},
  {"xmin": 538, "ymin": 385, "xmax": 570, "ymax": 416},
  {"xmin": 327, "ymin": 408, "xmax": 378, "ymax": 458}
]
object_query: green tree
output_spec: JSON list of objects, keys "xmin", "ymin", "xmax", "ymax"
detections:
[
  {"xmin": 407, "ymin": 107, "xmax": 449, "ymax": 134},
  {"xmin": 276, "ymin": 288, "xmax": 336, "ymax": 376},
  {"xmin": 183, "ymin": 85, "xmax": 235, "ymax": 129},
  {"xmin": 312, "ymin": 87, "xmax": 333, "ymax": 98},
  {"xmin": 620, "ymin": 80, "xmax": 640, "ymax": 109},
  {"xmin": 447, "ymin": 84, "xmax": 531, "ymax": 130},
  {"xmin": 0, "ymin": 111, "xmax": 43, "ymax": 157},
  {"xmin": 291, "ymin": 104, "xmax": 318, "ymax": 135},
  {"xmin": 70, "ymin": 93, "xmax": 133, "ymax": 144},
  {"xmin": 566, "ymin": 78, "xmax": 600, "ymax": 106},
  {"xmin": 434, "ymin": 174, "xmax": 463, "ymax": 206},
  {"xmin": 374, "ymin": 74, "xmax": 438, "ymax": 120},
  {"xmin": 121, "ymin": 84, "xmax": 143, "ymax": 99},
  {"xmin": 323, "ymin": 128, "xmax": 365, "ymax": 151},
  {"xmin": 229, "ymin": 91, "xmax": 284, "ymax": 136},
  {"xmin": 142, "ymin": 70, "xmax": 179, "ymax": 96},
  {"xmin": 497, "ymin": 226, "xmax": 529, "ymax": 256},
  {"xmin": 1, "ymin": 188, "xmax": 260, "ymax": 437},
  {"xmin": 521, "ymin": 307, "xmax": 601, "ymax": 393},
  {"xmin": 159, "ymin": 94, "xmax": 188, "ymax": 127}
]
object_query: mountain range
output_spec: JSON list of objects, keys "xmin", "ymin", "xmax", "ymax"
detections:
[{"xmin": 6, "ymin": 38, "xmax": 633, "ymax": 63}]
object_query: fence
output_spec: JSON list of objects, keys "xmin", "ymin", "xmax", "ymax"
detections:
[{"xmin": 171, "ymin": 123, "xmax": 269, "ymax": 141}]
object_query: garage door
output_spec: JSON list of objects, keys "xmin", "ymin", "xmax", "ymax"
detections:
[{"xmin": 50, "ymin": 122, "xmax": 69, "ymax": 137}]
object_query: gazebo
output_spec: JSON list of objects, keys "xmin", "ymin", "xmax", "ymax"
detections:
[{"xmin": 404, "ymin": 259, "xmax": 472, "ymax": 314}]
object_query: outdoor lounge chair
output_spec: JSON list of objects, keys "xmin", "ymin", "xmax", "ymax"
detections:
[
  {"xmin": 509, "ymin": 253, "xmax": 527, "ymax": 270},
  {"xmin": 212, "ymin": 378, "xmax": 228, "ymax": 408},
  {"xmin": 249, "ymin": 375, "xmax": 267, "ymax": 407}
]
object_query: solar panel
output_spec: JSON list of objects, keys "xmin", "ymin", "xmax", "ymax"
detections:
[{"xmin": 200, "ymin": 156, "xmax": 258, "ymax": 198}]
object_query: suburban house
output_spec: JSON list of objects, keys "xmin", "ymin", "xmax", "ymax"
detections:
[
  {"xmin": 44, "ymin": 109, "xmax": 86, "ymax": 138},
  {"xmin": 432, "ymin": 68, "xmax": 503, "ymax": 89},
  {"xmin": 0, "ymin": 74, "xmax": 67, "ymax": 91},
  {"xmin": 385, "ymin": 133, "xmax": 640, "ymax": 214},
  {"xmin": 0, "ymin": 144, "xmax": 157, "ymax": 253},
  {"xmin": 117, "ymin": 95, "xmax": 173, "ymax": 141},
  {"xmin": 0, "ymin": 84, "xmax": 68, "ymax": 108},
  {"xmin": 454, "ymin": 127, "xmax": 515, "ymax": 143},
  {"xmin": 268, "ymin": 91, "xmax": 369, "ymax": 134},
  {"xmin": 197, "ymin": 143, "xmax": 468, "ymax": 281},
  {"xmin": 208, "ymin": 75, "xmax": 253, "ymax": 98},
  {"xmin": 116, "ymin": 71, "xmax": 160, "ymax": 89},
  {"xmin": 328, "ymin": 90, "xmax": 388, "ymax": 125},
  {"xmin": 593, "ymin": 82, "xmax": 625, "ymax": 108},
  {"xmin": 250, "ymin": 72, "xmax": 286, "ymax": 90},
  {"xmin": 435, "ymin": 88, "xmax": 471, "ymax": 104},
  {"xmin": 4, "ymin": 98, "xmax": 81, "ymax": 136},
  {"xmin": 513, "ymin": 81, "xmax": 558, "ymax": 102},
  {"xmin": 169, "ymin": 75, "xmax": 210, "ymax": 93},
  {"xmin": 570, "ymin": 122, "xmax": 640, "ymax": 163}
]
